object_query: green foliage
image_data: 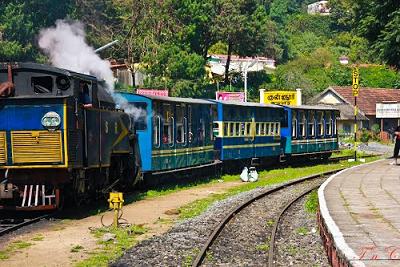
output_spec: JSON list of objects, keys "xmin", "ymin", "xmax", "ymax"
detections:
[
  {"xmin": 371, "ymin": 124, "xmax": 380, "ymax": 135},
  {"xmin": 305, "ymin": 190, "xmax": 318, "ymax": 213},
  {"xmin": 360, "ymin": 129, "xmax": 371, "ymax": 143}
]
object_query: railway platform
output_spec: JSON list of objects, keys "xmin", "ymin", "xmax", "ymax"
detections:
[{"xmin": 318, "ymin": 159, "xmax": 400, "ymax": 266}]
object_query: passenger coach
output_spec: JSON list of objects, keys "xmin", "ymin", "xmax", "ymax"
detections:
[
  {"xmin": 212, "ymin": 101, "xmax": 285, "ymax": 168},
  {"xmin": 282, "ymin": 105, "xmax": 339, "ymax": 159},
  {"xmin": 117, "ymin": 93, "xmax": 219, "ymax": 177}
]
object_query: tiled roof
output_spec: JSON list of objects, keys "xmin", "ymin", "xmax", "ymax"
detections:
[{"xmin": 330, "ymin": 86, "xmax": 400, "ymax": 115}]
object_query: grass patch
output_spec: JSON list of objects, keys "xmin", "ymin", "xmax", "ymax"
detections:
[
  {"xmin": 75, "ymin": 224, "xmax": 147, "ymax": 267},
  {"xmin": 305, "ymin": 190, "xmax": 318, "ymax": 214},
  {"xmin": 256, "ymin": 243, "xmax": 269, "ymax": 251},
  {"xmin": 296, "ymin": 227, "xmax": 308, "ymax": 235},
  {"xmin": 0, "ymin": 240, "xmax": 33, "ymax": 260},
  {"xmin": 71, "ymin": 245, "xmax": 84, "ymax": 253},
  {"xmin": 179, "ymin": 156, "xmax": 380, "ymax": 220},
  {"xmin": 31, "ymin": 234, "xmax": 45, "ymax": 241}
]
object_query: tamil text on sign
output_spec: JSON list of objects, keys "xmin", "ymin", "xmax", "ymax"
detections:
[{"xmin": 262, "ymin": 91, "xmax": 297, "ymax": 105}]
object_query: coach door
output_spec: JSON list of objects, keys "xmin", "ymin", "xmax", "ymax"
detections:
[
  {"xmin": 161, "ymin": 102, "xmax": 175, "ymax": 170},
  {"xmin": 175, "ymin": 104, "xmax": 188, "ymax": 169},
  {"xmin": 187, "ymin": 104, "xmax": 196, "ymax": 166}
]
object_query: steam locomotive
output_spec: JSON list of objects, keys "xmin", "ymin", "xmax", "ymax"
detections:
[
  {"xmin": 0, "ymin": 63, "xmax": 338, "ymax": 210},
  {"xmin": 0, "ymin": 63, "xmax": 140, "ymax": 210}
]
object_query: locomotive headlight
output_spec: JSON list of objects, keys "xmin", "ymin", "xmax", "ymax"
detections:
[{"xmin": 41, "ymin": 112, "xmax": 61, "ymax": 130}]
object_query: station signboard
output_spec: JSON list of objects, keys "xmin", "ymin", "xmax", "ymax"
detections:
[
  {"xmin": 376, "ymin": 103, "xmax": 400, "ymax": 118},
  {"xmin": 262, "ymin": 91, "xmax": 297, "ymax": 105},
  {"xmin": 216, "ymin": 91, "xmax": 245, "ymax": 102},
  {"xmin": 136, "ymin": 89, "xmax": 169, "ymax": 97}
]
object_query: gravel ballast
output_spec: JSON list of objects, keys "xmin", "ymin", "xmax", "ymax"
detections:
[{"xmin": 113, "ymin": 177, "xmax": 330, "ymax": 266}]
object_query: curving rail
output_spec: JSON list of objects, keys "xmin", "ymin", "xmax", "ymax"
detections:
[{"xmin": 191, "ymin": 168, "xmax": 345, "ymax": 267}]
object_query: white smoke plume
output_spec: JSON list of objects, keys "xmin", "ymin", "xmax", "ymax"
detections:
[
  {"xmin": 38, "ymin": 20, "xmax": 146, "ymax": 121},
  {"xmin": 38, "ymin": 19, "xmax": 114, "ymax": 92}
]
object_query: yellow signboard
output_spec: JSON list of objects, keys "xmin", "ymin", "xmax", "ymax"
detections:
[
  {"xmin": 262, "ymin": 91, "xmax": 297, "ymax": 105},
  {"xmin": 352, "ymin": 67, "xmax": 360, "ymax": 97}
]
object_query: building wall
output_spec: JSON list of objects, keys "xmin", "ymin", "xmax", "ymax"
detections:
[
  {"xmin": 317, "ymin": 91, "xmax": 344, "ymax": 104},
  {"xmin": 338, "ymin": 120, "xmax": 364, "ymax": 135}
]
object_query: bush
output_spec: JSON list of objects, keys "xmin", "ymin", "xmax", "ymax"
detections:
[{"xmin": 359, "ymin": 129, "xmax": 371, "ymax": 143}]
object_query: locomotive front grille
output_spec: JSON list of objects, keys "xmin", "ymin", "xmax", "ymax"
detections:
[
  {"xmin": 0, "ymin": 132, "xmax": 6, "ymax": 164},
  {"xmin": 11, "ymin": 131, "xmax": 63, "ymax": 164}
]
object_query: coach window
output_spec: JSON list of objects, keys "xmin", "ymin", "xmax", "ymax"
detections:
[
  {"xmin": 153, "ymin": 103, "xmax": 161, "ymax": 147},
  {"xmin": 236, "ymin": 123, "xmax": 240, "ymax": 136},
  {"xmin": 270, "ymin": 123, "xmax": 275, "ymax": 136},
  {"xmin": 188, "ymin": 105, "xmax": 193, "ymax": 143},
  {"xmin": 308, "ymin": 112, "xmax": 315, "ymax": 137},
  {"xmin": 240, "ymin": 122, "xmax": 245, "ymax": 136},
  {"xmin": 162, "ymin": 103, "xmax": 173, "ymax": 145},
  {"xmin": 223, "ymin": 123, "xmax": 228, "ymax": 137},
  {"xmin": 228, "ymin": 122, "xmax": 234, "ymax": 136},
  {"xmin": 317, "ymin": 111, "xmax": 324, "ymax": 136},
  {"xmin": 275, "ymin": 122, "xmax": 280, "ymax": 135},
  {"xmin": 299, "ymin": 111, "xmax": 306, "ymax": 137},
  {"xmin": 326, "ymin": 111, "xmax": 332, "ymax": 135},
  {"xmin": 246, "ymin": 122, "xmax": 251, "ymax": 136},
  {"xmin": 176, "ymin": 104, "xmax": 186, "ymax": 144},
  {"xmin": 292, "ymin": 111, "xmax": 297, "ymax": 138}
]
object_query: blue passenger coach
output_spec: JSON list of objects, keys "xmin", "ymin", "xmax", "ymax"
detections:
[
  {"xmin": 117, "ymin": 93, "xmax": 218, "ymax": 175},
  {"xmin": 212, "ymin": 101, "xmax": 285, "ymax": 166},
  {"xmin": 282, "ymin": 105, "xmax": 339, "ymax": 158}
]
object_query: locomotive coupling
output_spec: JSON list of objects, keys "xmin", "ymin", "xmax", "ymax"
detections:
[{"xmin": 108, "ymin": 192, "xmax": 124, "ymax": 227}]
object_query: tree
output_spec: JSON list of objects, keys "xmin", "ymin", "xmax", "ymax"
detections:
[
  {"xmin": 212, "ymin": 1, "xmax": 277, "ymax": 83},
  {"xmin": 352, "ymin": 0, "xmax": 400, "ymax": 68}
]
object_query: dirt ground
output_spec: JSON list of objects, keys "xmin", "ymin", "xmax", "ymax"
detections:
[{"xmin": 0, "ymin": 180, "xmax": 242, "ymax": 267}]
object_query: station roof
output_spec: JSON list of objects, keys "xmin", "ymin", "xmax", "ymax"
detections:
[{"xmin": 314, "ymin": 86, "xmax": 400, "ymax": 116}]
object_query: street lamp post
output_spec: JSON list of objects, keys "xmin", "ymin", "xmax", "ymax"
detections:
[{"xmin": 243, "ymin": 60, "xmax": 257, "ymax": 102}]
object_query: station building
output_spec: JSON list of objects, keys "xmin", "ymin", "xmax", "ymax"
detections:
[{"xmin": 312, "ymin": 86, "xmax": 400, "ymax": 135}]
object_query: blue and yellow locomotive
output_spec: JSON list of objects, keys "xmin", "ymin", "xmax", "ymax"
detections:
[{"xmin": 0, "ymin": 63, "xmax": 140, "ymax": 210}]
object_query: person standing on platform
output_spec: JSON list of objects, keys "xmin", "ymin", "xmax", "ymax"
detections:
[{"xmin": 394, "ymin": 125, "xmax": 400, "ymax": 165}]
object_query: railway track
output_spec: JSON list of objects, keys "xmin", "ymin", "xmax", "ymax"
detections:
[
  {"xmin": 191, "ymin": 168, "xmax": 344, "ymax": 267},
  {"xmin": 0, "ymin": 213, "xmax": 51, "ymax": 237},
  {"xmin": 267, "ymin": 184, "xmax": 320, "ymax": 266}
]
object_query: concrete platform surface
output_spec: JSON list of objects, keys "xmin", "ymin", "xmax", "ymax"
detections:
[{"xmin": 319, "ymin": 159, "xmax": 400, "ymax": 266}]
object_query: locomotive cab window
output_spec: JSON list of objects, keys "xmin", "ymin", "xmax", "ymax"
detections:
[
  {"xmin": 32, "ymin": 76, "xmax": 53, "ymax": 94},
  {"xmin": 78, "ymin": 81, "xmax": 93, "ymax": 106}
]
